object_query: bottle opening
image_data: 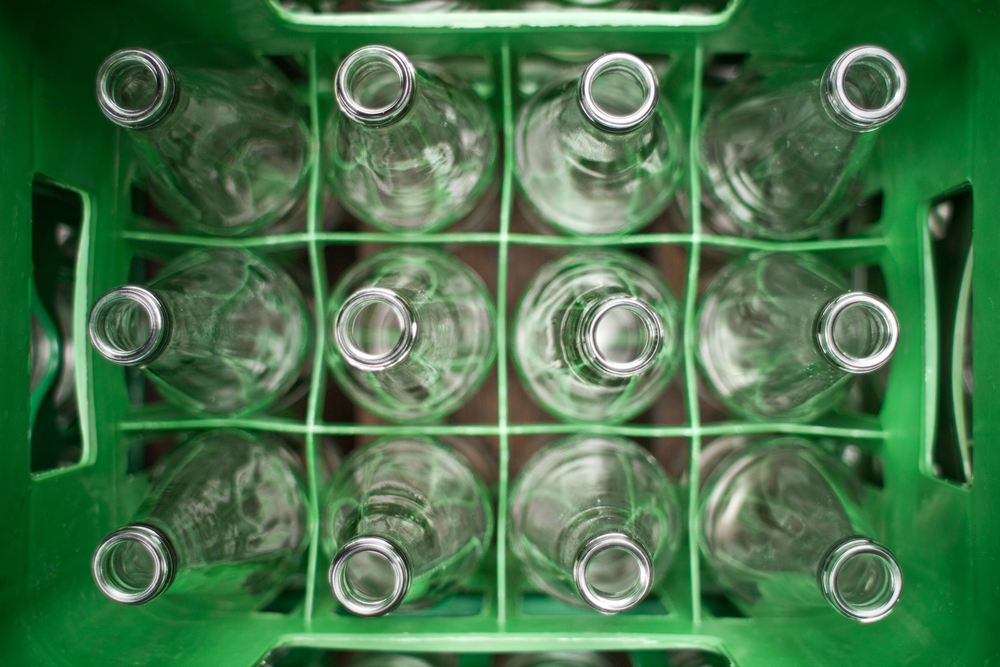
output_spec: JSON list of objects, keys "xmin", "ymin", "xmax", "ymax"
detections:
[
  {"xmin": 832, "ymin": 302, "xmax": 885, "ymax": 359},
  {"xmin": 349, "ymin": 300, "xmax": 405, "ymax": 357},
  {"xmin": 344, "ymin": 550, "xmax": 398, "ymax": 602},
  {"xmin": 574, "ymin": 533, "xmax": 653, "ymax": 614},
  {"xmin": 824, "ymin": 46, "xmax": 906, "ymax": 131},
  {"xmin": 844, "ymin": 60, "xmax": 892, "ymax": 110},
  {"xmin": 88, "ymin": 286, "xmax": 169, "ymax": 366},
  {"xmin": 592, "ymin": 68, "xmax": 647, "ymax": 118},
  {"xmin": 587, "ymin": 546, "xmax": 642, "ymax": 597},
  {"xmin": 821, "ymin": 537, "xmax": 902, "ymax": 623},
  {"xmin": 584, "ymin": 296, "xmax": 663, "ymax": 377},
  {"xmin": 330, "ymin": 536, "xmax": 410, "ymax": 617},
  {"xmin": 837, "ymin": 552, "xmax": 895, "ymax": 609},
  {"xmin": 97, "ymin": 48, "xmax": 176, "ymax": 129},
  {"xmin": 817, "ymin": 292, "xmax": 898, "ymax": 373},
  {"xmin": 336, "ymin": 46, "xmax": 416, "ymax": 127},
  {"xmin": 579, "ymin": 53, "xmax": 659, "ymax": 133},
  {"xmin": 92, "ymin": 524, "xmax": 176, "ymax": 605},
  {"xmin": 335, "ymin": 288, "xmax": 417, "ymax": 371},
  {"xmin": 107, "ymin": 540, "xmax": 157, "ymax": 592}
]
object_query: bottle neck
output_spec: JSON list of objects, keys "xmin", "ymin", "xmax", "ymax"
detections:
[
  {"xmin": 819, "ymin": 536, "xmax": 902, "ymax": 622},
  {"xmin": 564, "ymin": 292, "xmax": 663, "ymax": 380},
  {"xmin": 97, "ymin": 48, "xmax": 178, "ymax": 130},
  {"xmin": 88, "ymin": 286, "xmax": 172, "ymax": 367},
  {"xmin": 815, "ymin": 292, "xmax": 899, "ymax": 373},
  {"xmin": 92, "ymin": 523, "xmax": 177, "ymax": 605},
  {"xmin": 329, "ymin": 535, "xmax": 411, "ymax": 616},
  {"xmin": 577, "ymin": 52, "xmax": 658, "ymax": 134},
  {"xmin": 571, "ymin": 531, "xmax": 653, "ymax": 614},
  {"xmin": 336, "ymin": 45, "xmax": 416, "ymax": 128},
  {"xmin": 821, "ymin": 45, "xmax": 907, "ymax": 132},
  {"xmin": 335, "ymin": 287, "xmax": 418, "ymax": 371}
]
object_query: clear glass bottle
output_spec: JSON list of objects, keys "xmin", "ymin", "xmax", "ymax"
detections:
[
  {"xmin": 513, "ymin": 249, "xmax": 681, "ymax": 423},
  {"xmin": 514, "ymin": 52, "xmax": 683, "ymax": 236},
  {"xmin": 97, "ymin": 48, "xmax": 311, "ymax": 236},
  {"xmin": 697, "ymin": 252, "xmax": 898, "ymax": 422},
  {"xmin": 327, "ymin": 46, "xmax": 497, "ymax": 233},
  {"xmin": 88, "ymin": 247, "xmax": 310, "ymax": 417},
  {"xmin": 91, "ymin": 429, "xmax": 308, "ymax": 607},
  {"xmin": 326, "ymin": 246, "xmax": 495, "ymax": 422},
  {"xmin": 700, "ymin": 46, "xmax": 907, "ymax": 240},
  {"xmin": 509, "ymin": 435, "xmax": 682, "ymax": 614},
  {"xmin": 320, "ymin": 436, "xmax": 493, "ymax": 616},
  {"xmin": 699, "ymin": 435, "xmax": 902, "ymax": 622}
]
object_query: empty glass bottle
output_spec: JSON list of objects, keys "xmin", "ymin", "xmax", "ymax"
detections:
[
  {"xmin": 699, "ymin": 435, "xmax": 902, "ymax": 622},
  {"xmin": 97, "ymin": 48, "xmax": 311, "ymax": 236},
  {"xmin": 320, "ymin": 436, "xmax": 493, "ymax": 616},
  {"xmin": 700, "ymin": 45, "xmax": 907, "ymax": 240},
  {"xmin": 698, "ymin": 252, "xmax": 898, "ymax": 421},
  {"xmin": 515, "ymin": 52, "xmax": 683, "ymax": 236},
  {"xmin": 509, "ymin": 435, "xmax": 682, "ymax": 614},
  {"xmin": 513, "ymin": 249, "xmax": 680, "ymax": 423},
  {"xmin": 326, "ymin": 246, "xmax": 495, "ymax": 422},
  {"xmin": 327, "ymin": 46, "xmax": 497, "ymax": 233},
  {"xmin": 92, "ymin": 430, "xmax": 308, "ymax": 607},
  {"xmin": 88, "ymin": 247, "xmax": 310, "ymax": 417}
]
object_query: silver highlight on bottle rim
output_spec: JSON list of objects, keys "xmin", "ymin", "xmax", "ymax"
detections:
[
  {"xmin": 578, "ymin": 52, "xmax": 659, "ymax": 133},
  {"xmin": 335, "ymin": 45, "xmax": 416, "ymax": 127},
  {"xmin": 329, "ymin": 535, "xmax": 412, "ymax": 616},
  {"xmin": 88, "ymin": 285, "xmax": 170, "ymax": 366},
  {"xmin": 823, "ymin": 46, "xmax": 907, "ymax": 132},
  {"xmin": 97, "ymin": 48, "xmax": 177, "ymax": 130},
  {"xmin": 92, "ymin": 523, "xmax": 177, "ymax": 605}
]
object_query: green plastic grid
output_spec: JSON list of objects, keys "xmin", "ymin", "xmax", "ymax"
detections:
[
  {"xmin": 103, "ymin": 39, "xmax": 893, "ymax": 627},
  {"xmin": 3, "ymin": 0, "xmax": 1000, "ymax": 665}
]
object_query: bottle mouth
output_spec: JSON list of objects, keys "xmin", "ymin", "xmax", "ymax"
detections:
[
  {"xmin": 823, "ymin": 46, "xmax": 907, "ymax": 132},
  {"xmin": 820, "ymin": 536, "xmax": 902, "ymax": 622},
  {"xmin": 582, "ymin": 296, "xmax": 663, "ymax": 377},
  {"xmin": 92, "ymin": 524, "xmax": 176, "ymax": 605},
  {"xmin": 578, "ymin": 52, "xmax": 659, "ymax": 133},
  {"xmin": 335, "ymin": 45, "xmax": 416, "ymax": 127},
  {"xmin": 816, "ymin": 292, "xmax": 899, "ymax": 373},
  {"xmin": 335, "ymin": 288, "xmax": 417, "ymax": 371},
  {"xmin": 96, "ymin": 48, "xmax": 177, "ymax": 130},
  {"xmin": 573, "ymin": 532, "xmax": 653, "ymax": 614},
  {"xmin": 88, "ymin": 286, "xmax": 170, "ymax": 367},
  {"xmin": 330, "ymin": 535, "xmax": 411, "ymax": 617}
]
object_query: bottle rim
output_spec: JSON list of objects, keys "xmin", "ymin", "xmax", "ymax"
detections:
[
  {"xmin": 578, "ymin": 52, "xmax": 659, "ymax": 133},
  {"xmin": 335, "ymin": 287, "xmax": 418, "ymax": 371},
  {"xmin": 88, "ymin": 286, "xmax": 170, "ymax": 367},
  {"xmin": 92, "ymin": 523, "xmax": 176, "ymax": 605},
  {"xmin": 330, "ymin": 535, "xmax": 411, "ymax": 616},
  {"xmin": 573, "ymin": 531, "xmax": 653, "ymax": 614},
  {"xmin": 581, "ymin": 295, "xmax": 663, "ymax": 377},
  {"xmin": 819, "ymin": 536, "xmax": 903, "ymax": 622},
  {"xmin": 823, "ymin": 45, "xmax": 907, "ymax": 132},
  {"xmin": 335, "ymin": 45, "xmax": 416, "ymax": 127},
  {"xmin": 96, "ymin": 48, "xmax": 177, "ymax": 130},
  {"xmin": 815, "ymin": 292, "xmax": 899, "ymax": 373}
]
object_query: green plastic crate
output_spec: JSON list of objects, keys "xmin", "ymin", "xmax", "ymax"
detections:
[{"xmin": 2, "ymin": 0, "xmax": 998, "ymax": 664}]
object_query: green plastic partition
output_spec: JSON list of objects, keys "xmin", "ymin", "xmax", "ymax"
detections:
[{"xmin": 1, "ymin": 0, "xmax": 998, "ymax": 665}]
